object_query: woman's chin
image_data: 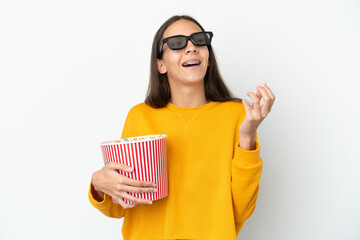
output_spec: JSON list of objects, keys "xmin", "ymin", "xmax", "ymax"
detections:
[{"xmin": 182, "ymin": 73, "xmax": 206, "ymax": 83}]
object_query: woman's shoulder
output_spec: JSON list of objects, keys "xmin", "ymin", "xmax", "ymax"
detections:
[
  {"xmin": 129, "ymin": 102, "xmax": 149, "ymax": 111},
  {"xmin": 216, "ymin": 100, "xmax": 245, "ymax": 113},
  {"xmin": 127, "ymin": 102, "xmax": 158, "ymax": 115},
  {"xmin": 127, "ymin": 102, "xmax": 145, "ymax": 113}
]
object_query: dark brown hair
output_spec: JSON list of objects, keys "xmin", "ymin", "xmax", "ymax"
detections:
[{"xmin": 145, "ymin": 15, "xmax": 242, "ymax": 108}]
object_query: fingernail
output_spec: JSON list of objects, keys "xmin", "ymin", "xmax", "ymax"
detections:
[
  {"xmin": 148, "ymin": 201, "xmax": 152, "ymax": 204},
  {"xmin": 153, "ymin": 189, "xmax": 158, "ymax": 192},
  {"xmin": 128, "ymin": 167, "xmax": 133, "ymax": 171},
  {"xmin": 152, "ymin": 184, "xmax": 157, "ymax": 187}
]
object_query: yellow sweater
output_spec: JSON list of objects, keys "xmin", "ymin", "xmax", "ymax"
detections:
[{"xmin": 89, "ymin": 100, "xmax": 263, "ymax": 240}]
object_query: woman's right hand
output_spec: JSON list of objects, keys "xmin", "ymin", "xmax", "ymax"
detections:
[{"xmin": 91, "ymin": 162, "xmax": 157, "ymax": 209}]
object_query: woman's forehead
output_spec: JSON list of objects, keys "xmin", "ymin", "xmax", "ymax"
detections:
[{"xmin": 163, "ymin": 19, "xmax": 202, "ymax": 38}]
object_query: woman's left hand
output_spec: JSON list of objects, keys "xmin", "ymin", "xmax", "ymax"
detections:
[{"xmin": 239, "ymin": 83, "xmax": 275, "ymax": 136}]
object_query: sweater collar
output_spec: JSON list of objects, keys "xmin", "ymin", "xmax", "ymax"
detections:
[{"xmin": 165, "ymin": 101, "xmax": 218, "ymax": 113}]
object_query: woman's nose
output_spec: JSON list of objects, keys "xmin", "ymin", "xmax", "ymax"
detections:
[{"xmin": 185, "ymin": 40, "xmax": 198, "ymax": 54}]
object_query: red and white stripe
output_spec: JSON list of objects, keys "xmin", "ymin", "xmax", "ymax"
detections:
[{"xmin": 100, "ymin": 138, "xmax": 168, "ymax": 205}]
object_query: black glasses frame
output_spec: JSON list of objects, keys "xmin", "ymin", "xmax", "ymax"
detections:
[{"xmin": 158, "ymin": 31, "xmax": 213, "ymax": 59}]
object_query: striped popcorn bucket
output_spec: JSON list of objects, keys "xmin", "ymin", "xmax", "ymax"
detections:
[{"xmin": 100, "ymin": 134, "xmax": 168, "ymax": 205}]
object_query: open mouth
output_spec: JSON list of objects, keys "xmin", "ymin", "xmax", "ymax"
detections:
[{"xmin": 182, "ymin": 59, "xmax": 201, "ymax": 67}]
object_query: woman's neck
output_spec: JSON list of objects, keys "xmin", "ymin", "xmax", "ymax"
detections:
[{"xmin": 169, "ymin": 81, "xmax": 208, "ymax": 108}]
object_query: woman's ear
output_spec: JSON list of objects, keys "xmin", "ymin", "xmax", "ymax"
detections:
[{"xmin": 157, "ymin": 59, "xmax": 167, "ymax": 74}]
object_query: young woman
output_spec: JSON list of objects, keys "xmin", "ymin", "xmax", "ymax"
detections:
[{"xmin": 89, "ymin": 15, "xmax": 275, "ymax": 240}]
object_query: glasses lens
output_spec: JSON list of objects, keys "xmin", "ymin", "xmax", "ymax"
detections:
[
  {"xmin": 167, "ymin": 36, "xmax": 187, "ymax": 50},
  {"xmin": 163, "ymin": 32, "xmax": 213, "ymax": 54},
  {"xmin": 192, "ymin": 32, "xmax": 212, "ymax": 46}
]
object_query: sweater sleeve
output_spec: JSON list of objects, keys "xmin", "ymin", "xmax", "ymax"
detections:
[
  {"xmin": 231, "ymin": 113, "xmax": 263, "ymax": 234},
  {"xmin": 88, "ymin": 108, "xmax": 135, "ymax": 218},
  {"xmin": 88, "ymin": 182, "xmax": 126, "ymax": 218}
]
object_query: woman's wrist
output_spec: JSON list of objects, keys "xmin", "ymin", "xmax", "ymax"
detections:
[
  {"xmin": 238, "ymin": 132, "xmax": 256, "ymax": 150},
  {"xmin": 91, "ymin": 182, "xmax": 105, "ymax": 202},
  {"xmin": 91, "ymin": 172, "xmax": 105, "ymax": 201}
]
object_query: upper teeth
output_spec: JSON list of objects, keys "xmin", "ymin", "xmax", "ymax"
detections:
[{"xmin": 183, "ymin": 60, "xmax": 201, "ymax": 66}]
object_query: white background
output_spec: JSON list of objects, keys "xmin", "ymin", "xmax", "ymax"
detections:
[{"xmin": 1, "ymin": 0, "xmax": 359, "ymax": 239}]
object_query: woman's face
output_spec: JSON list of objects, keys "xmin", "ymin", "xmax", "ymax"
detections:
[{"xmin": 157, "ymin": 19, "xmax": 209, "ymax": 87}]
